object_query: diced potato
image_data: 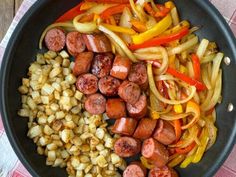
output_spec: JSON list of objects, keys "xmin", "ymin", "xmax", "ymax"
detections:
[
  {"xmin": 27, "ymin": 97, "xmax": 37, "ymax": 110},
  {"xmin": 28, "ymin": 125, "xmax": 42, "ymax": 138},
  {"xmin": 53, "ymin": 158, "xmax": 63, "ymax": 167},
  {"xmin": 56, "ymin": 111, "xmax": 65, "ymax": 119},
  {"xmin": 47, "ymin": 150, "xmax": 56, "ymax": 161},
  {"xmin": 60, "ymin": 50, "xmax": 70, "ymax": 59},
  {"xmin": 111, "ymin": 153, "xmax": 121, "ymax": 165},
  {"xmin": 18, "ymin": 109, "xmax": 30, "ymax": 117},
  {"xmin": 74, "ymin": 91, "xmax": 83, "ymax": 101},
  {"xmin": 96, "ymin": 155, "xmax": 108, "ymax": 168},
  {"xmin": 47, "ymin": 143, "xmax": 58, "ymax": 150},
  {"xmin": 41, "ymin": 96, "xmax": 50, "ymax": 104},
  {"xmin": 71, "ymin": 156, "xmax": 80, "ymax": 168},
  {"xmin": 42, "ymin": 83, "xmax": 55, "ymax": 95},
  {"xmin": 65, "ymin": 74, "xmax": 76, "ymax": 84},
  {"xmin": 49, "ymin": 68, "xmax": 62, "ymax": 78},
  {"xmin": 96, "ymin": 128, "xmax": 105, "ymax": 140},
  {"xmin": 18, "ymin": 85, "xmax": 29, "ymax": 94},
  {"xmin": 61, "ymin": 129, "xmax": 74, "ymax": 143},
  {"xmin": 104, "ymin": 137, "xmax": 114, "ymax": 149}
]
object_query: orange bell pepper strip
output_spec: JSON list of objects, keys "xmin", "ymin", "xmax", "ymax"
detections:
[
  {"xmin": 174, "ymin": 119, "xmax": 182, "ymax": 142},
  {"xmin": 191, "ymin": 54, "xmax": 201, "ymax": 81},
  {"xmin": 100, "ymin": 4, "xmax": 130, "ymax": 19},
  {"xmin": 155, "ymin": 4, "xmax": 170, "ymax": 18},
  {"xmin": 175, "ymin": 142, "xmax": 196, "ymax": 154},
  {"xmin": 79, "ymin": 13, "xmax": 95, "ymax": 23},
  {"xmin": 148, "ymin": 61, "xmax": 207, "ymax": 91},
  {"xmin": 144, "ymin": 2, "xmax": 156, "ymax": 17},
  {"xmin": 85, "ymin": 0, "xmax": 132, "ymax": 3},
  {"xmin": 129, "ymin": 27, "xmax": 189, "ymax": 50},
  {"xmin": 130, "ymin": 20, "xmax": 147, "ymax": 33},
  {"xmin": 80, "ymin": 2, "xmax": 97, "ymax": 11},
  {"xmin": 55, "ymin": 2, "xmax": 84, "ymax": 22}
]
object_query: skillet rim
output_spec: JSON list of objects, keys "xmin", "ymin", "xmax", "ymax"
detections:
[{"xmin": 0, "ymin": 0, "xmax": 236, "ymax": 177}]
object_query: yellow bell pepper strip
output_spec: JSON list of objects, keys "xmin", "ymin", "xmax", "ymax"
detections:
[
  {"xmin": 168, "ymin": 154, "xmax": 186, "ymax": 167},
  {"xmin": 100, "ymin": 4, "xmax": 130, "ymax": 20},
  {"xmin": 180, "ymin": 155, "xmax": 194, "ymax": 168},
  {"xmin": 80, "ymin": 2, "xmax": 97, "ymax": 11},
  {"xmin": 181, "ymin": 101, "xmax": 200, "ymax": 130},
  {"xmin": 192, "ymin": 54, "xmax": 201, "ymax": 81},
  {"xmin": 132, "ymin": 14, "xmax": 172, "ymax": 44},
  {"xmin": 192, "ymin": 128, "xmax": 209, "ymax": 163},
  {"xmin": 129, "ymin": 27, "xmax": 189, "ymax": 50},
  {"xmin": 101, "ymin": 23, "xmax": 136, "ymax": 35},
  {"xmin": 55, "ymin": 2, "xmax": 84, "ymax": 22},
  {"xmin": 130, "ymin": 19, "xmax": 147, "ymax": 33},
  {"xmin": 165, "ymin": 1, "xmax": 175, "ymax": 9},
  {"xmin": 140, "ymin": 156, "xmax": 155, "ymax": 169},
  {"xmin": 163, "ymin": 20, "xmax": 190, "ymax": 35}
]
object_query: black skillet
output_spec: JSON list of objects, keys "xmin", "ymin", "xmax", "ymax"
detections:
[{"xmin": 0, "ymin": 0, "xmax": 236, "ymax": 177}]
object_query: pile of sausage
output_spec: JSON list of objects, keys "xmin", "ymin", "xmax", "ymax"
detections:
[{"xmin": 44, "ymin": 28, "xmax": 178, "ymax": 177}]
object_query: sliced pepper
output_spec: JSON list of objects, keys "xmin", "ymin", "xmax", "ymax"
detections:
[
  {"xmin": 168, "ymin": 154, "xmax": 186, "ymax": 167},
  {"xmin": 191, "ymin": 54, "xmax": 201, "ymax": 81},
  {"xmin": 174, "ymin": 119, "xmax": 182, "ymax": 142},
  {"xmin": 129, "ymin": 27, "xmax": 189, "ymax": 50},
  {"xmin": 132, "ymin": 14, "xmax": 172, "ymax": 44},
  {"xmin": 144, "ymin": 2, "xmax": 156, "ymax": 16},
  {"xmin": 85, "ymin": 0, "xmax": 131, "ymax": 3},
  {"xmin": 101, "ymin": 23, "xmax": 136, "ymax": 35},
  {"xmin": 55, "ymin": 2, "xmax": 84, "ymax": 22},
  {"xmin": 130, "ymin": 19, "xmax": 147, "ymax": 33},
  {"xmin": 80, "ymin": 2, "xmax": 97, "ymax": 11},
  {"xmin": 165, "ymin": 1, "xmax": 176, "ymax": 9},
  {"xmin": 100, "ymin": 4, "xmax": 130, "ymax": 19},
  {"xmin": 175, "ymin": 142, "xmax": 196, "ymax": 154},
  {"xmin": 155, "ymin": 5, "xmax": 170, "ymax": 18},
  {"xmin": 140, "ymin": 156, "xmax": 155, "ymax": 169}
]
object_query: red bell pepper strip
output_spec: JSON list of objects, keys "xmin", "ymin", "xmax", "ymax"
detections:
[
  {"xmin": 148, "ymin": 61, "xmax": 207, "ymax": 91},
  {"xmin": 175, "ymin": 142, "xmax": 196, "ymax": 154},
  {"xmin": 55, "ymin": 2, "xmax": 84, "ymax": 22},
  {"xmin": 85, "ymin": 0, "xmax": 132, "ymax": 4},
  {"xmin": 100, "ymin": 4, "xmax": 130, "ymax": 19},
  {"xmin": 129, "ymin": 27, "xmax": 189, "ymax": 50},
  {"xmin": 155, "ymin": 4, "xmax": 170, "ymax": 18},
  {"xmin": 191, "ymin": 54, "xmax": 201, "ymax": 80},
  {"xmin": 174, "ymin": 119, "xmax": 182, "ymax": 142}
]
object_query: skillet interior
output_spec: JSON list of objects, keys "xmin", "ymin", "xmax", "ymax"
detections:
[{"xmin": 0, "ymin": 0, "xmax": 236, "ymax": 177}]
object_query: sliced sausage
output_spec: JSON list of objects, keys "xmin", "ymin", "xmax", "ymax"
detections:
[
  {"xmin": 114, "ymin": 137, "xmax": 141, "ymax": 157},
  {"xmin": 106, "ymin": 98, "xmax": 126, "ymax": 119},
  {"xmin": 91, "ymin": 53, "xmax": 114, "ymax": 78},
  {"xmin": 153, "ymin": 120, "xmax": 176, "ymax": 145},
  {"xmin": 112, "ymin": 117, "xmax": 137, "ymax": 136},
  {"xmin": 76, "ymin": 73, "xmax": 98, "ymax": 95},
  {"xmin": 82, "ymin": 34, "xmax": 112, "ymax": 53},
  {"xmin": 142, "ymin": 138, "xmax": 169, "ymax": 168},
  {"xmin": 118, "ymin": 81, "xmax": 141, "ymax": 105},
  {"xmin": 45, "ymin": 28, "xmax": 66, "ymax": 52},
  {"xmin": 148, "ymin": 166, "xmax": 179, "ymax": 177},
  {"xmin": 133, "ymin": 118, "xmax": 157, "ymax": 140},
  {"xmin": 126, "ymin": 94, "xmax": 147, "ymax": 119},
  {"xmin": 123, "ymin": 162, "xmax": 147, "ymax": 177},
  {"xmin": 110, "ymin": 55, "xmax": 132, "ymax": 80},
  {"xmin": 66, "ymin": 31, "xmax": 86, "ymax": 56},
  {"xmin": 73, "ymin": 52, "xmax": 94, "ymax": 76},
  {"xmin": 128, "ymin": 62, "xmax": 148, "ymax": 90},
  {"xmin": 98, "ymin": 76, "xmax": 121, "ymax": 96},
  {"xmin": 85, "ymin": 93, "xmax": 106, "ymax": 115}
]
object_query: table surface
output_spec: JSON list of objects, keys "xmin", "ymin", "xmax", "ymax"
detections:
[{"xmin": 0, "ymin": 0, "xmax": 23, "ymax": 41}]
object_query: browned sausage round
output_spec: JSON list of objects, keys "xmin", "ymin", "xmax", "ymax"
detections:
[
  {"xmin": 73, "ymin": 52, "xmax": 94, "ymax": 76},
  {"xmin": 76, "ymin": 73, "xmax": 98, "ymax": 95},
  {"xmin": 66, "ymin": 31, "xmax": 86, "ymax": 56},
  {"xmin": 114, "ymin": 137, "xmax": 141, "ymax": 157},
  {"xmin": 148, "ymin": 166, "xmax": 179, "ymax": 177},
  {"xmin": 91, "ymin": 53, "xmax": 114, "ymax": 78},
  {"xmin": 45, "ymin": 28, "xmax": 66, "ymax": 52},
  {"xmin": 128, "ymin": 62, "xmax": 148, "ymax": 90},
  {"xmin": 126, "ymin": 94, "xmax": 147, "ymax": 119},
  {"xmin": 106, "ymin": 98, "xmax": 126, "ymax": 119},
  {"xmin": 112, "ymin": 117, "xmax": 137, "ymax": 136},
  {"xmin": 142, "ymin": 138, "xmax": 169, "ymax": 168},
  {"xmin": 98, "ymin": 76, "xmax": 121, "ymax": 96},
  {"xmin": 110, "ymin": 55, "xmax": 132, "ymax": 80},
  {"xmin": 82, "ymin": 34, "xmax": 112, "ymax": 53},
  {"xmin": 118, "ymin": 81, "xmax": 141, "ymax": 105},
  {"xmin": 84, "ymin": 93, "xmax": 106, "ymax": 115},
  {"xmin": 133, "ymin": 118, "xmax": 157, "ymax": 140},
  {"xmin": 123, "ymin": 162, "xmax": 147, "ymax": 177},
  {"xmin": 153, "ymin": 120, "xmax": 176, "ymax": 145}
]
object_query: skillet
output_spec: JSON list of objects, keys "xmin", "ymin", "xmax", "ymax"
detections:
[{"xmin": 0, "ymin": 0, "xmax": 236, "ymax": 177}]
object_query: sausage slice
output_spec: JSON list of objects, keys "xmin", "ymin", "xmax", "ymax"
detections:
[
  {"xmin": 142, "ymin": 138, "xmax": 169, "ymax": 167},
  {"xmin": 106, "ymin": 98, "xmax": 126, "ymax": 119},
  {"xmin": 66, "ymin": 31, "xmax": 86, "ymax": 56},
  {"xmin": 82, "ymin": 34, "xmax": 112, "ymax": 53},
  {"xmin": 133, "ymin": 118, "xmax": 157, "ymax": 140},
  {"xmin": 123, "ymin": 162, "xmax": 147, "ymax": 177},
  {"xmin": 112, "ymin": 117, "xmax": 137, "ymax": 136},
  {"xmin": 85, "ymin": 93, "xmax": 106, "ymax": 115},
  {"xmin": 73, "ymin": 52, "xmax": 94, "ymax": 76},
  {"xmin": 91, "ymin": 53, "xmax": 114, "ymax": 78},
  {"xmin": 98, "ymin": 76, "xmax": 121, "ymax": 96},
  {"xmin": 148, "ymin": 166, "xmax": 179, "ymax": 177},
  {"xmin": 128, "ymin": 62, "xmax": 148, "ymax": 90},
  {"xmin": 126, "ymin": 94, "xmax": 147, "ymax": 119},
  {"xmin": 153, "ymin": 120, "xmax": 176, "ymax": 145},
  {"xmin": 114, "ymin": 137, "xmax": 141, "ymax": 158},
  {"xmin": 76, "ymin": 73, "xmax": 98, "ymax": 95},
  {"xmin": 45, "ymin": 28, "xmax": 66, "ymax": 52},
  {"xmin": 110, "ymin": 55, "xmax": 132, "ymax": 80},
  {"xmin": 118, "ymin": 81, "xmax": 141, "ymax": 105}
]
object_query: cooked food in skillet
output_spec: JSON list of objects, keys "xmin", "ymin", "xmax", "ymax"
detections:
[{"xmin": 18, "ymin": 0, "xmax": 223, "ymax": 176}]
